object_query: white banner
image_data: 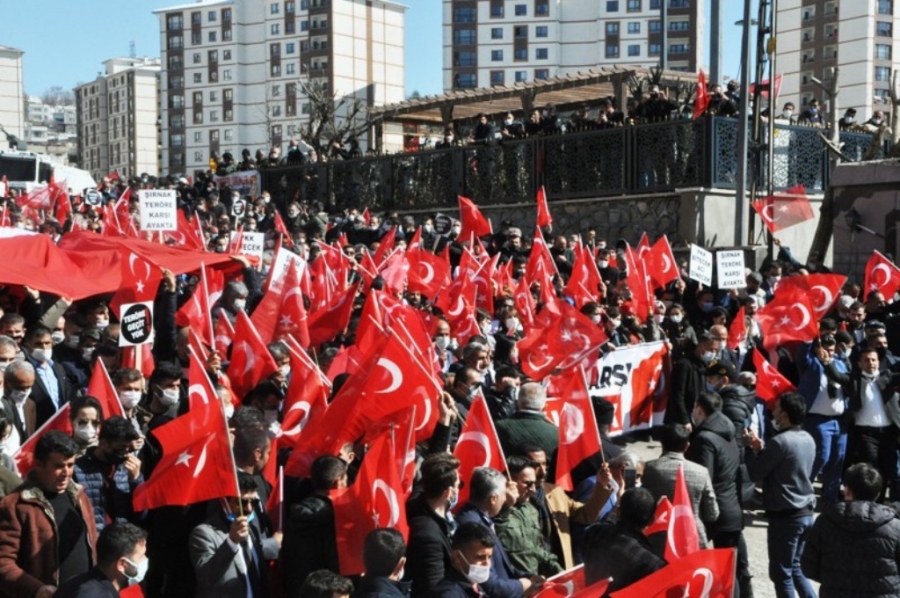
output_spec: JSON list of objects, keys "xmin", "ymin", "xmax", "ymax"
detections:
[
  {"xmin": 716, "ymin": 250, "xmax": 746, "ymax": 289},
  {"xmin": 689, "ymin": 244, "xmax": 713, "ymax": 287},
  {"xmin": 268, "ymin": 246, "xmax": 308, "ymax": 295},
  {"xmin": 138, "ymin": 190, "xmax": 177, "ymax": 231},
  {"xmin": 230, "ymin": 231, "xmax": 265, "ymax": 261},
  {"xmin": 216, "ymin": 170, "xmax": 261, "ymax": 198}
]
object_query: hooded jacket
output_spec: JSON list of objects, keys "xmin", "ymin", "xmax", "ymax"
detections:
[{"xmin": 801, "ymin": 500, "xmax": 900, "ymax": 598}]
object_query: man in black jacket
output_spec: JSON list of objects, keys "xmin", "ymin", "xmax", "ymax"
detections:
[
  {"xmin": 687, "ymin": 392, "xmax": 753, "ymax": 598},
  {"xmin": 353, "ymin": 528, "xmax": 410, "ymax": 598},
  {"xmin": 666, "ymin": 333, "xmax": 718, "ymax": 429},
  {"xmin": 802, "ymin": 463, "xmax": 900, "ymax": 597}
]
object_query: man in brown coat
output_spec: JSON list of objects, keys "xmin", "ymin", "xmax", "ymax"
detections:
[{"xmin": 0, "ymin": 431, "xmax": 98, "ymax": 598}]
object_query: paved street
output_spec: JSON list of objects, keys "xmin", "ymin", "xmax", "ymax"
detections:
[{"xmin": 624, "ymin": 436, "xmax": 821, "ymax": 598}]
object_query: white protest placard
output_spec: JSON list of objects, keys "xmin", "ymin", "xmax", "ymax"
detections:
[
  {"xmin": 138, "ymin": 189, "xmax": 177, "ymax": 231},
  {"xmin": 268, "ymin": 247, "xmax": 307, "ymax": 294},
  {"xmin": 118, "ymin": 301, "xmax": 154, "ymax": 347},
  {"xmin": 231, "ymin": 231, "xmax": 265, "ymax": 261},
  {"xmin": 689, "ymin": 244, "xmax": 713, "ymax": 286},
  {"xmin": 716, "ymin": 250, "xmax": 746, "ymax": 289}
]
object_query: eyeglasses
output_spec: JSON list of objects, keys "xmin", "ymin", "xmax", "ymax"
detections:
[
  {"xmin": 520, "ymin": 481, "xmax": 537, "ymax": 488},
  {"xmin": 238, "ymin": 497, "xmax": 260, "ymax": 511}
]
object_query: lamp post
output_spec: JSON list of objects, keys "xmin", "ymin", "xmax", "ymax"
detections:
[{"xmin": 733, "ymin": 3, "xmax": 756, "ymax": 247}]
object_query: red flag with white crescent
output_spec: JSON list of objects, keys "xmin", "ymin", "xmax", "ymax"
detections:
[
  {"xmin": 453, "ymin": 394, "xmax": 506, "ymax": 509},
  {"xmin": 555, "ymin": 367, "xmax": 602, "ymax": 491},
  {"xmin": 536, "ymin": 185, "xmax": 553, "ymax": 227},
  {"xmin": 752, "ymin": 348, "xmax": 796, "ymax": 408},
  {"xmin": 664, "ymin": 464, "xmax": 700, "ymax": 562},
  {"xmin": 775, "ymin": 273, "xmax": 846, "ymax": 318},
  {"xmin": 863, "ymin": 250, "xmax": 900, "ymax": 301},
  {"xmin": 226, "ymin": 310, "xmax": 280, "ymax": 398},
  {"xmin": 279, "ymin": 336, "xmax": 330, "ymax": 447},
  {"xmin": 608, "ymin": 548, "xmax": 735, "ymax": 598},
  {"xmin": 646, "ymin": 235, "xmax": 680, "ymax": 289},
  {"xmin": 457, "ymin": 195, "xmax": 492, "ymax": 239},
  {"xmin": 86, "ymin": 359, "xmax": 125, "ymax": 418},
  {"xmin": 756, "ymin": 288, "xmax": 819, "ymax": 349},
  {"xmin": 13, "ymin": 404, "xmax": 73, "ymax": 475}
]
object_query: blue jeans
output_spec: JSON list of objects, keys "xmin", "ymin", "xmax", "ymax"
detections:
[
  {"xmin": 767, "ymin": 514, "xmax": 816, "ymax": 598},
  {"xmin": 804, "ymin": 414, "xmax": 847, "ymax": 502}
]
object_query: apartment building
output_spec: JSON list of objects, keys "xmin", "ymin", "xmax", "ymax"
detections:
[
  {"xmin": 75, "ymin": 57, "xmax": 161, "ymax": 180},
  {"xmin": 0, "ymin": 46, "xmax": 25, "ymax": 143},
  {"xmin": 443, "ymin": 0, "xmax": 704, "ymax": 91},
  {"xmin": 777, "ymin": 0, "xmax": 899, "ymax": 120},
  {"xmin": 155, "ymin": 0, "xmax": 405, "ymax": 176}
]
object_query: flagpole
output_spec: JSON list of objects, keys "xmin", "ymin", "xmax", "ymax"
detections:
[
  {"xmin": 478, "ymin": 392, "xmax": 511, "ymax": 482},
  {"xmin": 278, "ymin": 465, "xmax": 285, "ymax": 532},
  {"xmin": 580, "ymin": 366, "xmax": 604, "ymax": 464}
]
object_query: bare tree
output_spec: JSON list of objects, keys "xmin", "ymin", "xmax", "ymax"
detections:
[{"xmin": 40, "ymin": 86, "xmax": 75, "ymax": 106}]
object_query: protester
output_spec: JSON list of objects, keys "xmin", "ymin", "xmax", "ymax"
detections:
[
  {"xmin": 353, "ymin": 528, "xmax": 410, "ymax": 598},
  {"xmin": 55, "ymin": 522, "xmax": 148, "ymax": 597}
]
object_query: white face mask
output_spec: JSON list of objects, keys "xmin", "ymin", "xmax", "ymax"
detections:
[
  {"xmin": 224, "ymin": 403, "xmax": 235, "ymax": 419},
  {"xmin": 434, "ymin": 336, "xmax": 451, "ymax": 351},
  {"xmin": 119, "ymin": 390, "xmax": 142, "ymax": 410},
  {"xmin": 51, "ymin": 331, "xmax": 65, "ymax": 345},
  {"xmin": 669, "ymin": 314, "xmax": 683, "ymax": 324},
  {"xmin": 771, "ymin": 417, "xmax": 783, "ymax": 432},
  {"xmin": 158, "ymin": 387, "xmax": 180, "ymax": 406},
  {"xmin": 233, "ymin": 299, "xmax": 247, "ymax": 312},
  {"xmin": 95, "ymin": 319, "xmax": 110, "ymax": 330},
  {"xmin": 9, "ymin": 388, "xmax": 31, "ymax": 404},
  {"xmin": 424, "ymin": 224, "xmax": 434, "ymax": 233},
  {"xmin": 505, "ymin": 317, "xmax": 519, "ymax": 331},
  {"xmin": 124, "ymin": 557, "xmax": 149, "ymax": 586},
  {"xmin": 81, "ymin": 348, "xmax": 95, "ymax": 363},
  {"xmin": 783, "ymin": 110, "xmax": 793, "ymax": 119},
  {"xmin": 461, "ymin": 554, "xmax": 491, "ymax": 585},
  {"xmin": 31, "ymin": 347, "xmax": 52, "ymax": 363},
  {"xmin": 74, "ymin": 423, "xmax": 98, "ymax": 443},
  {"xmin": 590, "ymin": 315, "xmax": 602, "ymax": 325},
  {"xmin": 278, "ymin": 364, "xmax": 291, "ymax": 378},
  {"xmin": 597, "ymin": 259, "xmax": 609, "ymax": 269},
  {"xmin": 654, "ymin": 314, "xmax": 665, "ymax": 324},
  {"xmin": 701, "ymin": 351, "xmax": 716, "ymax": 364}
]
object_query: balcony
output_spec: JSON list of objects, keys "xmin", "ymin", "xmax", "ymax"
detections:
[{"xmin": 259, "ymin": 117, "xmax": 887, "ymax": 211}]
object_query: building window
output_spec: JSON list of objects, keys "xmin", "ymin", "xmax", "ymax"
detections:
[
  {"xmin": 223, "ymin": 29, "xmax": 232, "ymax": 41},
  {"xmin": 670, "ymin": 0, "xmax": 688, "ymax": 8},
  {"xmin": 167, "ymin": 36, "xmax": 184, "ymax": 50},
  {"xmin": 191, "ymin": 31, "xmax": 201, "ymax": 45},
  {"xmin": 193, "ymin": 91, "xmax": 203, "ymax": 104},
  {"xmin": 628, "ymin": 22, "xmax": 640, "ymax": 33},
  {"xmin": 224, "ymin": 89, "xmax": 233, "ymax": 101},
  {"xmin": 286, "ymin": 63, "xmax": 296, "ymax": 74},
  {"xmin": 301, "ymin": 102, "xmax": 310, "ymax": 115},
  {"xmin": 223, "ymin": 69, "xmax": 232, "ymax": 80},
  {"xmin": 490, "ymin": 70, "xmax": 505, "ymax": 85},
  {"xmin": 535, "ymin": 69, "xmax": 549, "ymax": 80},
  {"xmin": 514, "ymin": 25, "xmax": 528, "ymax": 38},
  {"xmin": 170, "ymin": 115, "xmax": 185, "ymax": 128},
  {"xmin": 627, "ymin": 0, "xmax": 640, "ymax": 11},
  {"xmin": 286, "ymin": 0, "xmax": 295, "ymax": 11},
  {"xmin": 286, "ymin": 42, "xmax": 296, "ymax": 53},
  {"xmin": 286, "ymin": 21, "xmax": 295, "ymax": 33},
  {"xmin": 453, "ymin": 29, "xmax": 476, "ymax": 44},
  {"xmin": 515, "ymin": 70, "xmax": 528, "ymax": 82},
  {"xmin": 224, "ymin": 129, "xmax": 233, "ymax": 141},
  {"xmin": 536, "ymin": 2, "xmax": 549, "ymax": 15},
  {"xmin": 650, "ymin": 0, "xmax": 661, "ymax": 7},
  {"xmin": 877, "ymin": 22, "xmax": 892, "ymax": 36},
  {"xmin": 210, "ymin": 110, "xmax": 219, "ymax": 122},
  {"xmin": 193, "ymin": 73, "xmax": 203, "ymax": 83},
  {"xmin": 606, "ymin": 22, "xmax": 619, "ymax": 34},
  {"xmin": 606, "ymin": 44, "xmax": 620, "ymax": 57},
  {"xmin": 514, "ymin": 48, "xmax": 527, "ymax": 60},
  {"xmin": 167, "ymin": 14, "xmax": 183, "ymax": 30},
  {"xmin": 491, "ymin": 50, "xmax": 504, "ymax": 61},
  {"xmin": 454, "ymin": 51, "xmax": 476, "ymax": 67},
  {"xmin": 208, "ymin": 10, "xmax": 216, "ymax": 21},
  {"xmin": 224, "ymin": 109, "xmax": 233, "ymax": 121},
  {"xmin": 879, "ymin": 0, "xmax": 893, "ymax": 14},
  {"xmin": 491, "ymin": 4, "xmax": 504, "ymax": 17},
  {"xmin": 876, "ymin": 66, "xmax": 892, "ymax": 81},
  {"xmin": 168, "ymin": 56, "xmax": 184, "ymax": 70},
  {"xmin": 171, "ymin": 95, "xmax": 184, "ymax": 109},
  {"xmin": 194, "ymin": 151, "xmax": 204, "ymax": 163},
  {"xmin": 210, "ymin": 90, "xmax": 219, "ymax": 102},
  {"xmin": 669, "ymin": 43, "xmax": 688, "ymax": 53},
  {"xmin": 669, "ymin": 21, "xmax": 689, "ymax": 31},
  {"xmin": 191, "ymin": 11, "xmax": 201, "ymax": 25},
  {"xmin": 208, "ymin": 31, "xmax": 217, "ymax": 42},
  {"xmin": 491, "ymin": 27, "xmax": 503, "ymax": 39},
  {"xmin": 876, "ymin": 44, "xmax": 892, "ymax": 60},
  {"xmin": 223, "ymin": 50, "xmax": 232, "ymax": 60},
  {"xmin": 454, "ymin": 7, "xmax": 476, "ymax": 22},
  {"xmin": 455, "ymin": 73, "xmax": 477, "ymax": 88},
  {"xmin": 606, "ymin": 1, "xmax": 619, "ymax": 11},
  {"xmin": 515, "ymin": 4, "xmax": 527, "ymax": 15},
  {"xmin": 301, "ymin": 20, "xmax": 309, "ymax": 31},
  {"xmin": 271, "ymin": 43, "xmax": 281, "ymax": 56},
  {"xmin": 536, "ymin": 48, "xmax": 548, "ymax": 59},
  {"xmin": 272, "ymin": 105, "xmax": 282, "ymax": 117},
  {"xmin": 628, "ymin": 44, "xmax": 640, "ymax": 56},
  {"xmin": 649, "ymin": 20, "xmax": 660, "ymax": 32},
  {"xmin": 208, "ymin": 50, "xmax": 218, "ymax": 62},
  {"xmin": 536, "ymin": 25, "xmax": 548, "ymax": 37},
  {"xmin": 210, "ymin": 130, "xmax": 219, "ymax": 143},
  {"xmin": 271, "ymin": 64, "xmax": 281, "ymax": 76},
  {"xmin": 271, "ymin": 2, "xmax": 280, "ymax": 13},
  {"xmin": 272, "ymin": 84, "xmax": 281, "ymax": 97},
  {"xmin": 222, "ymin": 8, "xmax": 231, "ymax": 20},
  {"xmin": 272, "ymin": 125, "xmax": 283, "ymax": 138},
  {"xmin": 271, "ymin": 23, "xmax": 280, "ymax": 34},
  {"xmin": 169, "ymin": 75, "xmax": 184, "ymax": 89},
  {"xmin": 171, "ymin": 134, "xmax": 184, "ymax": 147},
  {"xmin": 194, "ymin": 132, "xmax": 203, "ymax": 142}
]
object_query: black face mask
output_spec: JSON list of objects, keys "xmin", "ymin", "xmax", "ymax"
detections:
[
  {"xmin": 110, "ymin": 450, "xmax": 131, "ymax": 465},
  {"xmin": 876, "ymin": 347, "xmax": 888, "ymax": 361}
]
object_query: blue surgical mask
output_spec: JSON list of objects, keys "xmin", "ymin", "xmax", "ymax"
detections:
[{"xmin": 225, "ymin": 510, "xmax": 256, "ymax": 524}]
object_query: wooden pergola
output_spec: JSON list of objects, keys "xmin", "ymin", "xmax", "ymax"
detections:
[{"xmin": 369, "ymin": 66, "xmax": 699, "ymax": 128}]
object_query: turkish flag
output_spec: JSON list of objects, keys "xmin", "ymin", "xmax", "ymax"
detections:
[
  {"xmin": 120, "ymin": 344, "xmax": 154, "ymax": 379},
  {"xmin": 514, "ymin": 276, "xmax": 537, "ymax": 333},
  {"xmin": 362, "ymin": 207, "xmax": 371, "ymax": 227},
  {"xmin": 227, "ymin": 226, "xmax": 244, "ymax": 255},
  {"xmin": 749, "ymin": 73, "xmax": 783, "ymax": 99},
  {"xmin": 407, "ymin": 247, "xmax": 451, "ymax": 299},
  {"xmin": 279, "ymin": 336, "xmax": 330, "ymax": 447},
  {"xmin": 110, "ymin": 250, "xmax": 163, "ymax": 319},
  {"xmin": 471, "ymin": 254, "xmax": 498, "ymax": 316},
  {"xmin": 378, "ymin": 251, "xmax": 411, "ymax": 296},
  {"xmin": 645, "ymin": 496, "xmax": 673, "ymax": 536},
  {"xmin": 727, "ymin": 306, "xmax": 747, "ymax": 350},
  {"xmin": 647, "ymin": 235, "xmax": 680, "ymax": 289},
  {"xmin": 188, "ymin": 347, "xmax": 218, "ymax": 411},
  {"xmin": 776, "ymin": 273, "xmax": 847, "ymax": 318},
  {"xmin": 624, "ymin": 244, "xmax": 653, "ymax": 321},
  {"xmin": 332, "ymin": 431, "xmax": 409, "ymax": 575},
  {"xmin": 863, "ymin": 250, "xmax": 900, "ymax": 301},
  {"xmin": 175, "ymin": 264, "xmax": 216, "ymax": 348},
  {"xmin": 13, "ymin": 404, "xmax": 73, "ymax": 475},
  {"xmin": 664, "ymin": 464, "xmax": 700, "ymax": 562},
  {"xmin": 526, "ymin": 228, "xmax": 558, "ymax": 288},
  {"xmin": 519, "ymin": 299, "xmax": 607, "ymax": 380},
  {"xmin": 214, "ymin": 312, "xmax": 235, "ymax": 357},
  {"xmin": 536, "ymin": 186, "xmax": 553, "ymax": 227},
  {"xmin": 54, "ymin": 193, "xmax": 72, "ymax": 225},
  {"xmin": 555, "ymin": 367, "xmax": 602, "ymax": 491},
  {"xmin": 226, "ymin": 310, "xmax": 280, "ymax": 399},
  {"xmin": 133, "ymin": 361, "xmax": 238, "ymax": 511},
  {"xmin": 533, "ymin": 565, "xmax": 605, "ymax": 598},
  {"xmin": 306, "ymin": 281, "xmax": 360, "ymax": 350},
  {"xmin": 752, "ymin": 348, "xmax": 796, "ymax": 408},
  {"xmin": 692, "ymin": 70, "xmax": 710, "ymax": 119},
  {"xmin": 609, "ymin": 548, "xmax": 736, "ymax": 598},
  {"xmin": 0, "ymin": 204, "xmax": 9, "ymax": 227},
  {"xmin": 373, "ymin": 226, "xmax": 398, "ymax": 266},
  {"xmin": 752, "ymin": 185, "xmax": 814, "ymax": 233},
  {"xmin": 434, "ymin": 270, "xmax": 476, "ymax": 326},
  {"xmin": 86, "ymin": 359, "xmax": 124, "ymax": 418},
  {"xmin": 457, "ymin": 195, "xmax": 493, "ymax": 239},
  {"xmin": 252, "ymin": 257, "xmax": 309, "ymax": 347},
  {"xmin": 453, "ymin": 394, "xmax": 506, "ymax": 509},
  {"xmin": 272, "ymin": 210, "xmax": 294, "ymax": 248},
  {"xmin": 171, "ymin": 209, "xmax": 205, "ymax": 251},
  {"xmin": 756, "ymin": 288, "xmax": 819, "ymax": 349},
  {"xmin": 565, "ymin": 241, "xmax": 603, "ymax": 309}
]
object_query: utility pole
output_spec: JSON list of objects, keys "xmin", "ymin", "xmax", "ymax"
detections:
[
  {"xmin": 734, "ymin": 0, "xmax": 754, "ymax": 247},
  {"xmin": 661, "ymin": 0, "xmax": 668, "ymax": 71},
  {"xmin": 710, "ymin": 0, "xmax": 722, "ymax": 86}
]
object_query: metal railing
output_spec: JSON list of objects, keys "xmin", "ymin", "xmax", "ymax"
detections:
[{"xmin": 260, "ymin": 116, "xmax": 888, "ymax": 211}]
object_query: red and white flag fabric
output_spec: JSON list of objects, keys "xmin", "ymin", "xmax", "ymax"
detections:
[
  {"xmin": 279, "ymin": 337, "xmax": 330, "ymax": 447},
  {"xmin": 306, "ymin": 281, "xmax": 360, "ymax": 350},
  {"xmin": 755, "ymin": 287, "xmax": 819, "ymax": 349},
  {"xmin": 863, "ymin": 250, "xmax": 900, "ymax": 301},
  {"xmin": 645, "ymin": 496, "xmax": 673, "ymax": 536},
  {"xmin": 214, "ymin": 313, "xmax": 235, "ymax": 356},
  {"xmin": 226, "ymin": 310, "xmax": 280, "ymax": 399},
  {"xmin": 272, "ymin": 210, "xmax": 294, "ymax": 248},
  {"xmin": 536, "ymin": 186, "xmax": 553, "ymax": 228},
  {"xmin": 332, "ymin": 431, "xmax": 409, "ymax": 575},
  {"xmin": 775, "ymin": 273, "xmax": 847, "ymax": 318},
  {"xmin": 752, "ymin": 348, "xmax": 796, "ymax": 408},
  {"xmin": 406, "ymin": 246, "xmax": 450, "ymax": 300},
  {"xmin": 609, "ymin": 548, "xmax": 736, "ymax": 598},
  {"xmin": 110, "ymin": 250, "xmax": 162, "ymax": 319},
  {"xmin": 555, "ymin": 367, "xmax": 602, "ymax": 491},
  {"xmin": 533, "ymin": 565, "xmax": 610, "ymax": 598},
  {"xmin": 752, "ymin": 185, "xmax": 814, "ymax": 233},
  {"xmin": 749, "ymin": 73, "xmax": 783, "ymax": 99},
  {"xmin": 13, "ymin": 404, "xmax": 72, "ymax": 475},
  {"xmin": 526, "ymin": 228, "xmax": 558, "ymax": 289},
  {"xmin": 518, "ymin": 298, "xmax": 607, "ymax": 380},
  {"xmin": 175, "ymin": 264, "xmax": 216, "ymax": 348},
  {"xmin": 646, "ymin": 235, "xmax": 680, "ymax": 289},
  {"xmin": 664, "ymin": 464, "xmax": 700, "ymax": 562},
  {"xmin": 624, "ymin": 244, "xmax": 654, "ymax": 321},
  {"xmin": 457, "ymin": 195, "xmax": 493, "ymax": 239},
  {"xmin": 564, "ymin": 241, "xmax": 603, "ymax": 309},
  {"xmin": 252, "ymin": 257, "xmax": 309, "ymax": 347},
  {"xmin": 85, "ymin": 359, "xmax": 125, "ymax": 418},
  {"xmin": 453, "ymin": 394, "xmax": 506, "ymax": 509},
  {"xmin": 133, "ymin": 358, "xmax": 238, "ymax": 511},
  {"xmin": 727, "ymin": 306, "xmax": 747, "ymax": 350},
  {"xmin": 692, "ymin": 70, "xmax": 710, "ymax": 120}
]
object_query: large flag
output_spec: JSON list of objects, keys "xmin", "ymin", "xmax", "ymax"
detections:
[
  {"xmin": 664, "ymin": 464, "xmax": 700, "ymax": 562},
  {"xmin": 453, "ymin": 394, "xmax": 506, "ymax": 509},
  {"xmin": 110, "ymin": 250, "xmax": 163, "ymax": 318},
  {"xmin": 13, "ymin": 404, "xmax": 72, "ymax": 474},
  {"xmin": 133, "ymin": 354, "xmax": 239, "ymax": 510},
  {"xmin": 226, "ymin": 310, "xmax": 280, "ymax": 398},
  {"xmin": 752, "ymin": 185, "xmax": 814, "ymax": 233},
  {"xmin": 457, "ymin": 195, "xmax": 493, "ymax": 239},
  {"xmin": 85, "ymin": 359, "xmax": 125, "ymax": 418},
  {"xmin": 755, "ymin": 287, "xmax": 819, "ymax": 349},
  {"xmin": 525, "ymin": 227, "xmax": 558, "ymax": 289},
  {"xmin": 518, "ymin": 298, "xmax": 607, "ymax": 380},
  {"xmin": 555, "ymin": 367, "xmax": 602, "ymax": 492},
  {"xmin": 332, "ymin": 432, "xmax": 409, "ymax": 575},
  {"xmin": 609, "ymin": 548, "xmax": 736, "ymax": 598},
  {"xmin": 775, "ymin": 273, "xmax": 847, "ymax": 318},
  {"xmin": 564, "ymin": 241, "xmax": 603, "ymax": 309},
  {"xmin": 536, "ymin": 186, "xmax": 553, "ymax": 228},
  {"xmin": 752, "ymin": 348, "xmax": 796, "ymax": 408},
  {"xmin": 863, "ymin": 250, "xmax": 900, "ymax": 301},
  {"xmin": 692, "ymin": 70, "xmax": 710, "ymax": 119}
]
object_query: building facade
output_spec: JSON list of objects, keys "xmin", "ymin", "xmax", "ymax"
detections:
[
  {"xmin": 75, "ymin": 57, "xmax": 161, "ymax": 181},
  {"xmin": 155, "ymin": 0, "xmax": 406, "ymax": 177},
  {"xmin": 443, "ymin": 0, "xmax": 704, "ymax": 91},
  {"xmin": 0, "ymin": 45, "xmax": 25, "ymax": 145},
  {"xmin": 777, "ymin": 0, "xmax": 899, "ymax": 121}
]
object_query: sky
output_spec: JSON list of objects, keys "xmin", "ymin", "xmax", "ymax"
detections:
[{"xmin": 3, "ymin": 0, "xmax": 747, "ymax": 100}]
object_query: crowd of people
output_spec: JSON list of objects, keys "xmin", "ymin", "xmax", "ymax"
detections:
[{"xmin": 1, "ymin": 173, "xmax": 900, "ymax": 598}]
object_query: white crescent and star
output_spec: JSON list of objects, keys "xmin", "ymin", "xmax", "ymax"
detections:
[
  {"xmin": 457, "ymin": 431, "xmax": 492, "ymax": 468},
  {"xmin": 872, "ymin": 263, "xmax": 893, "ymax": 287},
  {"xmin": 415, "ymin": 396, "xmax": 433, "ymax": 431},
  {"xmin": 790, "ymin": 303, "xmax": 812, "ymax": 330},
  {"xmin": 686, "ymin": 567, "xmax": 715, "ymax": 598},
  {"xmin": 281, "ymin": 401, "xmax": 312, "ymax": 437},
  {"xmin": 660, "ymin": 253, "xmax": 672, "ymax": 273},
  {"xmin": 526, "ymin": 352, "xmax": 554, "ymax": 373},
  {"xmin": 193, "ymin": 441, "xmax": 209, "ymax": 478},
  {"xmin": 376, "ymin": 358, "xmax": 404, "ymax": 393},
  {"xmin": 188, "ymin": 383, "xmax": 210, "ymax": 405},
  {"xmin": 373, "ymin": 479, "xmax": 401, "ymax": 527},
  {"xmin": 419, "ymin": 262, "xmax": 435, "ymax": 284},
  {"xmin": 448, "ymin": 295, "xmax": 465, "ymax": 317},
  {"xmin": 809, "ymin": 284, "xmax": 834, "ymax": 313},
  {"xmin": 562, "ymin": 403, "xmax": 585, "ymax": 445},
  {"xmin": 667, "ymin": 504, "xmax": 696, "ymax": 558}
]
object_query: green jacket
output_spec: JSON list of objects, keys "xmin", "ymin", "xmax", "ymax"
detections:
[
  {"xmin": 494, "ymin": 500, "xmax": 563, "ymax": 577},
  {"xmin": 495, "ymin": 411, "xmax": 559, "ymax": 459}
]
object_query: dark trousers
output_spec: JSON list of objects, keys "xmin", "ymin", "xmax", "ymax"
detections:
[
  {"xmin": 849, "ymin": 425, "xmax": 897, "ymax": 499},
  {"xmin": 712, "ymin": 530, "xmax": 753, "ymax": 598}
]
